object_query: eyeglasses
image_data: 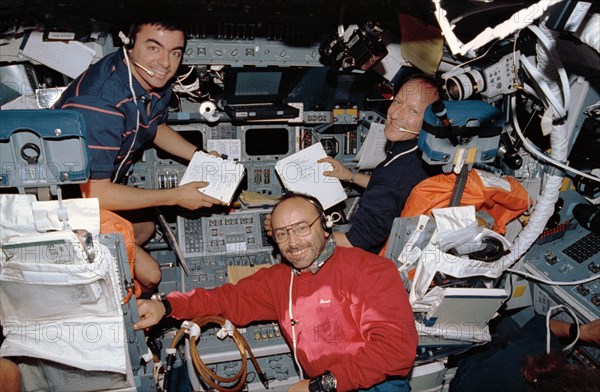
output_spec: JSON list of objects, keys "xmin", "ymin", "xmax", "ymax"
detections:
[{"xmin": 272, "ymin": 215, "xmax": 321, "ymax": 243}]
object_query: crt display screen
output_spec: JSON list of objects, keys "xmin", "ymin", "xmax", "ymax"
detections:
[
  {"xmin": 245, "ymin": 128, "xmax": 290, "ymax": 156},
  {"xmin": 235, "ymin": 71, "xmax": 282, "ymax": 97}
]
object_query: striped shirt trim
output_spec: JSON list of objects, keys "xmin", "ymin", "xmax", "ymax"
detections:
[
  {"xmin": 89, "ymin": 145, "xmax": 121, "ymax": 151},
  {"xmin": 61, "ymin": 103, "xmax": 125, "ymax": 118},
  {"xmin": 122, "ymin": 129, "xmax": 137, "ymax": 137},
  {"xmin": 75, "ymin": 70, "xmax": 88, "ymax": 96},
  {"xmin": 115, "ymin": 97, "xmax": 136, "ymax": 108}
]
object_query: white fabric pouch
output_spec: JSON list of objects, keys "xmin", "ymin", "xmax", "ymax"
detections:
[{"xmin": 0, "ymin": 194, "xmax": 128, "ymax": 374}]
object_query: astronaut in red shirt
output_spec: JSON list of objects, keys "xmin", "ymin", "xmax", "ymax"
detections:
[{"xmin": 135, "ymin": 192, "xmax": 417, "ymax": 391}]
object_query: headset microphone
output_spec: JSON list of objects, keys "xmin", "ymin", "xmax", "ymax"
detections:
[
  {"xmin": 132, "ymin": 62, "xmax": 154, "ymax": 77},
  {"xmin": 397, "ymin": 127, "xmax": 419, "ymax": 135},
  {"xmin": 432, "ymin": 100, "xmax": 459, "ymax": 146}
]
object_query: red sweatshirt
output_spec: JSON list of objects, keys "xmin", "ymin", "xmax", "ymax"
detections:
[{"xmin": 167, "ymin": 246, "xmax": 418, "ymax": 391}]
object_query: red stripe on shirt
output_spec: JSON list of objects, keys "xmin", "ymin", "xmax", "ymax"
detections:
[
  {"xmin": 75, "ymin": 70, "xmax": 88, "ymax": 96},
  {"xmin": 89, "ymin": 145, "xmax": 120, "ymax": 150},
  {"xmin": 61, "ymin": 103, "xmax": 125, "ymax": 118},
  {"xmin": 115, "ymin": 97, "xmax": 136, "ymax": 108}
]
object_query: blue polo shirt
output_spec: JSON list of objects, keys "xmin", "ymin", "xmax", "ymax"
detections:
[
  {"xmin": 346, "ymin": 139, "xmax": 439, "ymax": 253},
  {"xmin": 450, "ymin": 315, "xmax": 562, "ymax": 392},
  {"xmin": 54, "ymin": 50, "xmax": 172, "ymax": 182}
]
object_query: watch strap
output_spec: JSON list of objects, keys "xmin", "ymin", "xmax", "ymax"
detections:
[
  {"xmin": 161, "ymin": 298, "xmax": 172, "ymax": 317},
  {"xmin": 569, "ymin": 323, "xmax": 579, "ymax": 341},
  {"xmin": 151, "ymin": 293, "xmax": 172, "ymax": 317}
]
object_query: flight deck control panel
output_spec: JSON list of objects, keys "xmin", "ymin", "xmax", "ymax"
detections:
[{"xmin": 149, "ymin": 208, "xmax": 302, "ymax": 390}]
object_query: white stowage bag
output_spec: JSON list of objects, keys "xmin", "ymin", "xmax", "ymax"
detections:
[
  {"xmin": 0, "ymin": 194, "xmax": 127, "ymax": 374},
  {"xmin": 409, "ymin": 205, "xmax": 511, "ymax": 305},
  {"xmin": 406, "ymin": 206, "xmax": 511, "ymax": 343}
]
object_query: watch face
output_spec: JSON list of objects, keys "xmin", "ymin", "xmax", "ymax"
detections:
[
  {"xmin": 322, "ymin": 372, "xmax": 336, "ymax": 390},
  {"xmin": 151, "ymin": 292, "xmax": 167, "ymax": 301}
]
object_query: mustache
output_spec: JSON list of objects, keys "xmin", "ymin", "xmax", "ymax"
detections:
[{"xmin": 284, "ymin": 244, "xmax": 307, "ymax": 253}]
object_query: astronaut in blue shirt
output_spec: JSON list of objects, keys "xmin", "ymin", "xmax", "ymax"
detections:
[
  {"xmin": 319, "ymin": 74, "xmax": 441, "ymax": 253},
  {"xmin": 55, "ymin": 18, "xmax": 221, "ymax": 293}
]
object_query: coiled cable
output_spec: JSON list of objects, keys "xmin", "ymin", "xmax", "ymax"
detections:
[{"xmin": 170, "ymin": 316, "xmax": 269, "ymax": 391}]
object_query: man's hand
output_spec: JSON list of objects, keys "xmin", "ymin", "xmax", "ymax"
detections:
[
  {"xmin": 81, "ymin": 178, "xmax": 220, "ymax": 212},
  {"xmin": 173, "ymin": 181, "xmax": 222, "ymax": 210},
  {"xmin": 318, "ymin": 157, "xmax": 352, "ymax": 182},
  {"xmin": 287, "ymin": 380, "xmax": 309, "ymax": 391},
  {"xmin": 134, "ymin": 299, "xmax": 166, "ymax": 330}
]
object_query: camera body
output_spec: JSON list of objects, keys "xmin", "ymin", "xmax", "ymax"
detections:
[
  {"xmin": 320, "ymin": 21, "xmax": 388, "ymax": 72},
  {"xmin": 442, "ymin": 51, "xmax": 520, "ymax": 103}
]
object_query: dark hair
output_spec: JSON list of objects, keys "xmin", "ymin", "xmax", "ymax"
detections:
[
  {"xmin": 129, "ymin": 17, "xmax": 186, "ymax": 47},
  {"xmin": 523, "ymin": 351, "xmax": 600, "ymax": 392}
]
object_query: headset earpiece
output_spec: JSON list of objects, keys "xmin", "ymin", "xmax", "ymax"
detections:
[
  {"xmin": 323, "ymin": 214, "xmax": 334, "ymax": 230},
  {"xmin": 118, "ymin": 30, "xmax": 134, "ymax": 50}
]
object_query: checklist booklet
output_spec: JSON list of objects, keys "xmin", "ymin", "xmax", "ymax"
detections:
[
  {"xmin": 275, "ymin": 142, "xmax": 347, "ymax": 210},
  {"xmin": 179, "ymin": 151, "xmax": 246, "ymax": 205}
]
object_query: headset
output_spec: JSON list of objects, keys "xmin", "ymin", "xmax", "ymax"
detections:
[
  {"xmin": 306, "ymin": 197, "xmax": 335, "ymax": 232},
  {"xmin": 275, "ymin": 193, "xmax": 335, "ymax": 233},
  {"xmin": 118, "ymin": 26, "xmax": 155, "ymax": 77},
  {"xmin": 118, "ymin": 21, "xmax": 137, "ymax": 50},
  {"xmin": 271, "ymin": 192, "xmax": 335, "ymax": 232},
  {"xmin": 118, "ymin": 30, "xmax": 135, "ymax": 50},
  {"xmin": 113, "ymin": 25, "xmax": 142, "ymax": 184}
]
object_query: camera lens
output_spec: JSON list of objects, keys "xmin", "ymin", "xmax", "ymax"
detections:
[
  {"xmin": 574, "ymin": 176, "xmax": 600, "ymax": 199},
  {"xmin": 573, "ymin": 203, "xmax": 600, "ymax": 234},
  {"xmin": 360, "ymin": 21, "xmax": 384, "ymax": 39},
  {"xmin": 446, "ymin": 69, "xmax": 485, "ymax": 100}
]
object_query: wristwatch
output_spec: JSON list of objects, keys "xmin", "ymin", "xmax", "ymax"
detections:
[
  {"xmin": 308, "ymin": 370, "xmax": 337, "ymax": 392},
  {"xmin": 347, "ymin": 170, "xmax": 357, "ymax": 183},
  {"xmin": 569, "ymin": 323, "xmax": 579, "ymax": 341},
  {"xmin": 150, "ymin": 292, "xmax": 172, "ymax": 317}
]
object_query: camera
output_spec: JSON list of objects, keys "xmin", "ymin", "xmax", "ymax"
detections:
[
  {"xmin": 319, "ymin": 21, "xmax": 388, "ymax": 72},
  {"xmin": 442, "ymin": 51, "xmax": 519, "ymax": 102}
]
